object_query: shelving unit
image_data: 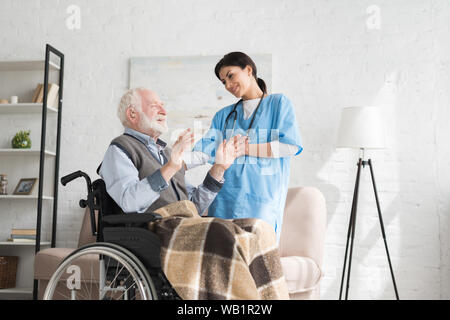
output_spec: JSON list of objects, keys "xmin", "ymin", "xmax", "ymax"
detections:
[{"xmin": 0, "ymin": 44, "xmax": 64, "ymax": 300}]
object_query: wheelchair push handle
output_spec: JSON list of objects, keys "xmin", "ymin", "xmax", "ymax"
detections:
[
  {"xmin": 61, "ymin": 170, "xmax": 92, "ymax": 187},
  {"xmin": 61, "ymin": 170, "xmax": 83, "ymax": 186},
  {"xmin": 61, "ymin": 170, "xmax": 97, "ymax": 235}
]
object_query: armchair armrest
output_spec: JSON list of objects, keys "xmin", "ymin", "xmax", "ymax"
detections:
[{"xmin": 279, "ymin": 187, "xmax": 327, "ymax": 267}]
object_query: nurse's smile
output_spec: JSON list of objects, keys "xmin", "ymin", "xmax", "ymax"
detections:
[
  {"xmin": 219, "ymin": 66, "xmax": 249, "ymax": 98},
  {"xmin": 219, "ymin": 64, "xmax": 263, "ymax": 101}
]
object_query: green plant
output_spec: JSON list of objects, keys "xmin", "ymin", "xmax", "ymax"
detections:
[{"xmin": 11, "ymin": 130, "xmax": 31, "ymax": 149}]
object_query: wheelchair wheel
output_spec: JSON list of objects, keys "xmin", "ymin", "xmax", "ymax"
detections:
[{"xmin": 43, "ymin": 243, "xmax": 158, "ymax": 300}]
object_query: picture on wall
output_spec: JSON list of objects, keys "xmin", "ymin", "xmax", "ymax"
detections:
[
  {"xmin": 129, "ymin": 54, "xmax": 272, "ymax": 127},
  {"xmin": 13, "ymin": 178, "xmax": 37, "ymax": 195}
]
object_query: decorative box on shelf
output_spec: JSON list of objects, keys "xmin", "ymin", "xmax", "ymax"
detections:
[{"xmin": 0, "ymin": 256, "xmax": 18, "ymax": 289}]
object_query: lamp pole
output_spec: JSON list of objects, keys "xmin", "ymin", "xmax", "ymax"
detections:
[{"xmin": 339, "ymin": 149, "xmax": 399, "ymax": 300}]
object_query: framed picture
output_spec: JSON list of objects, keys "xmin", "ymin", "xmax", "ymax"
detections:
[{"xmin": 13, "ymin": 178, "xmax": 37, "ymax": 195}]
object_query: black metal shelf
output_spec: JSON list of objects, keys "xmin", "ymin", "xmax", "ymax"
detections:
[{"xmin": 32, "ymin": 44, "xmax": 64, "ymax": 300}]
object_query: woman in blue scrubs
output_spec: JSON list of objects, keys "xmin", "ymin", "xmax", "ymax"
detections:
[{"xmin": 192, "ymin": 52, "xmax": 303, "ymax": 242}]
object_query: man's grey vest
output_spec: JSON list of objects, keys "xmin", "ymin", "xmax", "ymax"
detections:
[{"xmin": 110, "ymin": 133, "xmax": 188, "ymax": 213}]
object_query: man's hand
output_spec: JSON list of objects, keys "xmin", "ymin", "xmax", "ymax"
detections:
[
  {"xmin": 214, "ymin": 138, "xmax": 235, "ymax": 171},
  {"xmin": 161, "ymin": 129, "xmax": 194, "ymax": 183},
  {"xmin": 169, "ymin": 129, "xmax": 194, "ymax": 170}
]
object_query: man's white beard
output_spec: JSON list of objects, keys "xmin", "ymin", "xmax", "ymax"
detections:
[{"xmin": 139, "ymin": 113, "xmax": 168, "ymax": 136}]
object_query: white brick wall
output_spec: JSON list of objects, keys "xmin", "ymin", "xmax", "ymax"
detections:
[{"xmin": 0, "ymin": 0, "xmax": 449, "ymax": 299}]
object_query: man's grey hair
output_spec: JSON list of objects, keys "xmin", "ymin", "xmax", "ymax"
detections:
[{"xmin": 117, "ymin": 88, "xmax": 145, "ymax": 126}]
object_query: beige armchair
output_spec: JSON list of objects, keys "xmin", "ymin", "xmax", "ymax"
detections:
[
  {"xmin": 279, "ymin": 187, "xmax": 327, "ymax": 300},
  {"xmin": 35, "ymin": 186, "xmax": 327, "ymax": 300},
  {"xmin": 34, "ymin": 209, "xmax": 97, "ymax": 300}
]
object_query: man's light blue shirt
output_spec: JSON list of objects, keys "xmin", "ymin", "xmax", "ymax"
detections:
[{"xmin": 99, "ymin": 127, "xmax": 222, "ymax": 215}]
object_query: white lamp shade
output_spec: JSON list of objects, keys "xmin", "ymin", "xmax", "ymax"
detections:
[{"xmin": 336, "ymin": 106, "xmax": 386, "ymax": 149}]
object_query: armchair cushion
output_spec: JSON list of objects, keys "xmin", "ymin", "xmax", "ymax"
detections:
[
  {"xmin": 280, "ymin": 256, "xmax": 323, "ymax": 294},
  {"xmin": 34, "ymin": 248, "xmax": 76, "ymax": 280},
  {"xmin": 34, "ymin": 247, "xmax": 99, "ymax": 281}
]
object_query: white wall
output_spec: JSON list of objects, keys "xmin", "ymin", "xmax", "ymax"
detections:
[{"xmin": 0, "ymin": 0, "xmax": 449, "ymax": 299}]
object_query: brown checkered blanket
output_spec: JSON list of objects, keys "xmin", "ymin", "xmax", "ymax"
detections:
[{"xmin": 148, "ymin": 200, "xmax": 289, "ymax": 300}]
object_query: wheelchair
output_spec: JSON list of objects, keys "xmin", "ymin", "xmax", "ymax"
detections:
[{"xmin": 43, "ymin": 170, "xmax": 181, "ymax": 300}]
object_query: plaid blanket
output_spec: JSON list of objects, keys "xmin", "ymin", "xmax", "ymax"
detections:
[{"xmin": 148, "ymin": 200, "xmax": 289, "ymax": 300}]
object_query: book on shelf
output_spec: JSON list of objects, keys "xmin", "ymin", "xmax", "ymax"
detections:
[
  {"xmin": 33, "ymin": 83, "xmax": 44, "ymax": 103},
  {"xmin": 6, "ymin": 238, "xmax": 36, "ymax": 243},
  {"xmin": 32, "ymin": 83, "xmax": 59, "ymax": 108},
  {"xmin": 11, "ymin": 228, "xmax": 36, "ymax": 236},
  {"xmin": 9, "ymin": 228, "xmax": 37, "ymax": 242},
  {"xmin": 46, "ymin": 83, "xmax": 59, "ymax": 108},
  {"xmin": 10, "ymin": 234, "xmax": 36, "ymax": 240},
  {"xmin": 31, "ymin": 83, "xmax": 42, "ymax": 103}
]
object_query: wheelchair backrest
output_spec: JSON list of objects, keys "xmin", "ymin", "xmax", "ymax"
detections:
[{"xmin": 91, "ymin": 178, "xmax": 126, "ymax": 242}]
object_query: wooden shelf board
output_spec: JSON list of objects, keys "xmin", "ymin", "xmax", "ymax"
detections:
[
  {"xmin": 0, "ymin": 103, "xmax": 58, "ymax": 114},
  {"xmin": 0, "ymin": 149, "xmax": 56, "ymax": 157},
  {"xmin": 0, "ymin": 241, "xmax": 51, "ymax": 246},
  {"xmin": 0, "ymin": 60, "xmax": 60, "ymax": 71},
  {"xmin": 0, "ymin": 287, "xmax": 33, "ymax": 294},
  {"xmin": 0, "ymin": 195, "xmax": 53, "ymax": 200}
]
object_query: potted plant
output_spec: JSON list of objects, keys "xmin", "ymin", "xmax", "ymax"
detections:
[{"xmin": 11, "ymin": 130, "xmax": 32, "ymax": 149}]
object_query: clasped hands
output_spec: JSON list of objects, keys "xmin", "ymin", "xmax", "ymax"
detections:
[{"xmin": 169, "ymin": 129, "xmax": 248, "ymax": 172}]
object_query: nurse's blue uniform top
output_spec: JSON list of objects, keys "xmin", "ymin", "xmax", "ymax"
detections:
[{"xmin": 193, "ymin": 93, "xmax": 302, "ymax": 243}]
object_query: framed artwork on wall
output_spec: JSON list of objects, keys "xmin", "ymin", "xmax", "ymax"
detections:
[
  {"xmin": 13, "ymin": 178, "xmax": 37, "ymax": 195},
  {"xmin": 129, "ymin": 54, "xmax": 272, "ymax": 125}
]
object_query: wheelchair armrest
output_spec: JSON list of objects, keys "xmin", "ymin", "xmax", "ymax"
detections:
[{"xmin": 102, "ymin": 212, "xmax": 162, "ymax": 225}]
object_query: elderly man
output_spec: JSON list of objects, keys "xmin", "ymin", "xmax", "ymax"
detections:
[{"xmin": 98, "ymin": 87, "xmax": 245, "ymax": 216}]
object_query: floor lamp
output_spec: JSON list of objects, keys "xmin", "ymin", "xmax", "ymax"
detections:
[{"xmin": 336, "ymin": 106, "xmax": 399, "ymax": 300}]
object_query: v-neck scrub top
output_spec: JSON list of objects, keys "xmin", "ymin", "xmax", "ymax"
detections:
[{"xmin": 193, "ymin": 93, "xmax": 303, "ymax": 242}]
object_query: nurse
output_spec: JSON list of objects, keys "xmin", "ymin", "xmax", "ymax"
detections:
[{"xmin": 191, "ymin": 52, "xmax": 303, "ymax": 242}]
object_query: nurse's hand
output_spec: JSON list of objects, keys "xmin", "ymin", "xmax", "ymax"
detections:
[
  {"xmin": 214, "ymin": 138, "xmax": 237, "ymax": 170},
  {"xmin": 234, "ymin": 135, "xmax": 248, "ymax": 158},
  {"xmin": 208, "ymin": 138, "xmax": 237, "ymax": 182}
]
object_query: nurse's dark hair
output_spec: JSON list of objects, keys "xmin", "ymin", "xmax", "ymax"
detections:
[{"xmin": 215, "ymin": 52, "xmax": 267, "ymax": 94}]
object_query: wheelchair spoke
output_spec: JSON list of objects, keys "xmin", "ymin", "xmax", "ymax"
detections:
[
  {"xmin": 116, "ymin": 282, "xmax": 138, "ymax": 300},
  {"xmin": 81, "ymin": 279, "xmax": 93, "ymax": 300},
  {"xmin": 103, "ymin": 265, "xmax": 126, "ymax": 294},
  {"xmin": 53, "ymin": 290, "xmax": 73, "ymax": 300},
  {"xmin": 73, "ymin": 288, "xmax": 88, "ymax": 300},
  {"xmin": 89, "ymin": 262, "xmax": 94, "ymax": 298}
]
